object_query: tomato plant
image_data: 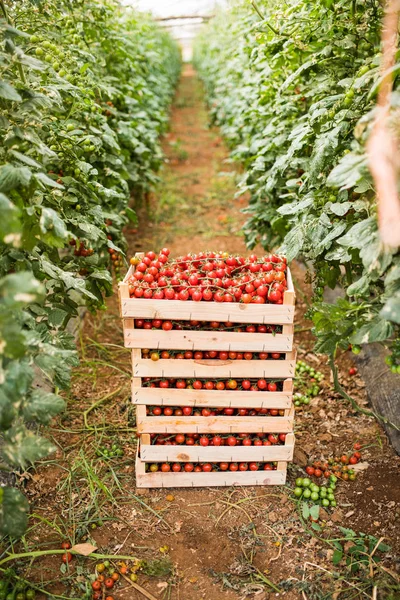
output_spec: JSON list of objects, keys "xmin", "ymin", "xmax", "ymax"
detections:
[
  {"xmin": 194, "ymin": 0, "xmax": 400, "ymax": 366},
  {"xmin": 0, "ymin": 0, "xmax": 180, "ymax": 537}
]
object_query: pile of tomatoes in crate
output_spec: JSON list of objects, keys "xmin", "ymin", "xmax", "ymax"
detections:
[
  {"xmin": 144, "ymin": 349, "xmax": 283, "ymax": 360},
  {"xmin": 151, "ymin": 433, "xmax": 286, "ymax": 446},
  {"xmin": 135, "ymin": 319, "xmax": 282, "ymax": 333},
  {"xmin": 146, "ymin": 461, "xmax": 278, "ymax": 473},
  {"xmin": 142, "ymin": 378, "xmax": 282, "ymax": 391},
  {"xmin": 146, "ymin": 405, "xmax": 284, "ymax": 416},
  {"xmin": 128, "ymin": 248, "xmax": 288, "ymax": 303}
]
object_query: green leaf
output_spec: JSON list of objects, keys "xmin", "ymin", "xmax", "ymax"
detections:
[
  {"xmin": 1, "ymin": 426, "xmax": 55, "ymax": 467},
  {"xmin": 125, "ymin": 206, "xmax": 138, "ymax": 224},
  {"xmin": 0, "ymin": 487, "xmax": 29, "ymax": 538},
  {"xmin": 309, "ymin": 504, "xmax": 320, "ymax": 520},
  {"xmin": 302, "ymin": 502, "xmax": 310, "ymax": 520},
  {"xmin": 9, "ymin": 150, "xmax": 42, "ymax": 169},
  {"xmin": 280, "ymin": 224, "xmax": 304, "ymax": 262},
  {"xmin": 0, "ymin": 164, "xmax": 32, "ymax": 192},
  {"xmin": 40, "ymin": 207, "xmax": 68, "ymax": 240},
  {"xmin": 35, "ymin": 172, "xmax": 64, "ymax": 188},
  {"xmin": 0, "ymin": 272, "xmax": 44, "ymax": 307},
  {"xmin": 277, "ymin": 197, "xmax": 313, "ymax": 216},
  {"xmin": 327, "ymin": 153, "xmax": 369, "ymax": 189},
  {"xmin": 350, "ymin": 316, "xmax": 393, "ymax": 344},
  {"xmin": 347, "ymin": 275, "xmax": 369, "ymax": 297},
  {"xmin": 0, "ymin": 193, "xmax": 21, "ymax": 242},
  {"xmin": 380, "ymin": 292, "xmax": 400, "ymax": 324},
  {"xmin": 0, "ymin": 81, "xmax": 22, "ymax": 102},
  {"xmin": 23, "ymin": 391, "xmax": 65, "ymax": 425},
  {"xmin": 332, "ymin": 549, "xmax": 343, "ymax": 565}
]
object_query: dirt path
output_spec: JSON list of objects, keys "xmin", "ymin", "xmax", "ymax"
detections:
[{"xmin": 22, "ymin": 66, "xmax": 400, "ymax": 600}]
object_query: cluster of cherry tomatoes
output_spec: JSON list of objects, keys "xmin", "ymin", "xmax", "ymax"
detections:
[
  {"xmin": 91, "ymin": 560, "xmax": 132, "ymax": 600},
  {"xmin": 135, "ymin": 318, "xmax": 282, "ymax": 333},
  {"xmin": 146, "ymin": 461, "xmax": 278, "ymax": 473},
  {"xmin": 147, "ymin": 405, "xmax": 285, "ymax": 417},
  {"xmin": 143, "ymin": 349, "xmax": 283, "ymax": 361},
  {"xmin": 69, "ymin": 239, "xmax": 94, "ymax": 257},
  {"xmin": 129, "ymin": 249, "xmax": 288, "ymax": 303},
  {"xmin": 142, "ymin": 377, "xmax": 282, "ymax": 392},
  {"xmin": 149, "ymin": 432, "xmax": 286, "ymax": 446},
  {"xmin": 305, "ymin": 444, "xmax": 363, "ymax": 481}
]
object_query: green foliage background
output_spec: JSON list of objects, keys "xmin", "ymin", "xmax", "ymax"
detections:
[
  {"xmin": 194, "ymin": 0, "xmax": 400, "ymax": 359},
  {"xmin": 0, "ymin": 0, "xmax": 180, "ymax": 536}
]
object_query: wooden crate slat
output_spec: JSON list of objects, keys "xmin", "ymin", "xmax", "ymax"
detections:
[
  {"xmin": 121, "ymin": 299, "xmax": 294, "ymax": 324},
  {"xmin": 132, "ymin": 385, "xmax": 293, "ymax": 409},
  {"xmin": 125, "ymin": 329, "xmax": 293, "ymax": 351},
  {"xmin": 136, "ymin": 469, "xmax": 287, "ymax": 488},
  {"xmin": 133, "ymin": 354, "xmax": 296, "ymax": 379},
  {"xmin": 136, "ymin": 406, "xmax": 295, "ymax": 434},
  {"xmin": 135, "ymin": 456, "xmax": 287, "ymax": 487}
]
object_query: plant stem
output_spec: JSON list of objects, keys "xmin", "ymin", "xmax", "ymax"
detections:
[{"xmin": 0, "ymin": 548, "xmax": 138, "ymax": 567}]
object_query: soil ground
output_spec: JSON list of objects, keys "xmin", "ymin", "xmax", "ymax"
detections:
[{"xmin": 7, "ymin": 66, "xmax": 400, "ymax": 600}]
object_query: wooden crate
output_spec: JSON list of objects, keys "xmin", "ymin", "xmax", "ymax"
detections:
[
  {"xmin": 119, "ymin": 252, "xmax": 296, "ymax": 488},
  {"xmin": 135, "ymin": 433, "xmax": 293, "ymax": 488},
  {"xmin": 119, "ymin": 260, "xmax": 295, "ymax": 353}
]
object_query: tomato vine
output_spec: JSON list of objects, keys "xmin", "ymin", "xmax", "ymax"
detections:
[
  {"xmin": 194, "ymin": 0, "xmax": 400, "ymax": 362},
  {"xmin": 0, "ymin": 0, "xmax": 180, "ymax": 536}
]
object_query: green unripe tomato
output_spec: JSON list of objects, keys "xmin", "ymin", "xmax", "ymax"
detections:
[
  {"xmin": 328, "ymin": 109, "xmax": 335, "ymax": 119},
  {"xmin": 74, "ymin": 168, "xmax": 81, "ymax": 177},
  {"xmin": 322, "ymin": 498, "xmax": 330, "ymax": 507},
  {"xmin": 343, "ymin": 97, "xmax": 352, "ymax": 107},
  {"xmin": 35, "ymin": 47, "xmax": 44, "ymax": 56},
  {"xmin": 26, "ymin": 591, "xmax": 35, "ymax": 600},
  {"xmin": 352, "ymin": 345, "xmax": 361, "ymax": 355},
  {"xmin": 311, "ymin": 492, "xmax": 319, "ymax": 501},
  {"xmin": 327, "ymin": 494, "xmax": 335, "ymax": 501},
  {"xmin": 346, "ymin": 88, "xmax": 355, "ymax": 99},
  {"xmin": 319, "ymin": 488, "xmax": 327, "ymax": 497},
  {"xmin": 358, "ymin": 65, "xmax": 370, "ymax": 75},
  {"xmin": 295, "ymin": 478, "xmax": 303, "ymax": 487},
  {"xmin": 89, "ymin": 145, "xmax": 95, "ymax": 151},
  {"xmin": 66, "ymin": 123, "xmax": 75, "ymax": 131},
  {"xmin": 330, "ymin": 475, "xmax": 338, "ymax": 483},
  {"xmin": 390, "ymin": 365, "xmax": 398, "ymax": 374},
  {"xmin": 294, "ymin": 400, "xmax": 301, "ymax": 406},
  {"xmin": 45, "ymin": 54, "xmax": 53, "ymax": 63},
  {"xmin": 385, "ymin": 355, "xmax": 394, "ymax": 366},
  {"xmin": 16, "ymin": 593, "xmax": 25, "ymax": 600},
  {"xmin": 330, "ymin": 500, "xmax": 337, "ymax": 507},
  {"xmin": 302, "ymin": 478, "xmax": 311, "ymax": 488},
  {"xmin": 30, "ymin": 35, "xmax": 39, "ymax": 43},
  {"xmin": 75, "ymin": 204, "xmax": 81, "ymax": 211},
  {"xmin": 59, "ymin": 69, "xmax": 66, "ymax": 77},
  {"xmin": 303, "ymin": 488, "xmax": 311, "ymax": 499},
  {"xmin": 42, "ymin": 41, "xmax": 51, "ymax": 49},
  {"xmin": 302, "ymin": 398, "xmax": 310, "ymax": 405},
  {"xmin": 52, "ymin": 62, "xmax": 60, "ymax": 70}
]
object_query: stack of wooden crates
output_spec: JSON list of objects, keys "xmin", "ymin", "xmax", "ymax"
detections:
[{"xmin": 119, "ymin": 253, "xmax": 296, "ymax": 488}]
